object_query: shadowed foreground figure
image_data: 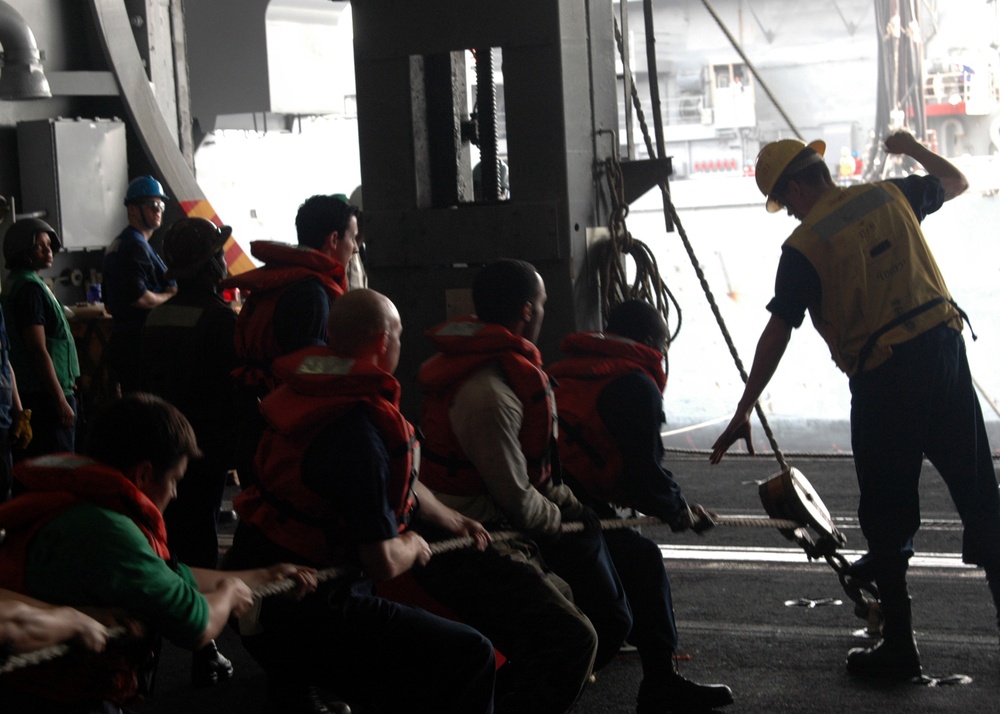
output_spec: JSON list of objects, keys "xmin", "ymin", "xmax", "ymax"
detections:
[{"xmin": 142, "ymin": 217, "xmax": 240, "ymax": 687}]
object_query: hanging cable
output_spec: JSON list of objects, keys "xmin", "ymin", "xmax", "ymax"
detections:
[
  {"xmin": 868, "ymin": 0, "xmax": 928, "ymax": 180},
  {"xmin": 609, "ymin": 9, "xmax": 893, "ymax": 623},
  {"xmin": 596, "ymin": 140, "xmax": 683, "ymax": 341},
  {"xmin": 613, "ymin": 14, "xmax": 789, "ymax": 472}
]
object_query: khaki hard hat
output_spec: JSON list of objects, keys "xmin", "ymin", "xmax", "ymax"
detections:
[{"xmin": 755, "ymin": 139, "xmax": 826, "ymax": 212}]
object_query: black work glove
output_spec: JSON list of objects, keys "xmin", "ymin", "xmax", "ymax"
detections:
[
  {"xmin": 576, "ymin": 505, "xmax": 602, "ymax": 536},
  {"xmin": 536, "ymin": 505, "xmax": 602, "ymax": 548},
  {"xmin": 671, "ymin": 503, "xmax": 718, "ymax": 534}
]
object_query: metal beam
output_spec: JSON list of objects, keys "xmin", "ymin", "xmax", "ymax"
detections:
[{"xmin": 89, "ymin": 0, "xmax": 254, "ymax": 274}]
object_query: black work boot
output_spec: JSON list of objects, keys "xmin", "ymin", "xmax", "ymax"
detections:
[
  {"xmin": 983, "ymin": 564, "xmax": 1000, "ymax": 654},
  {"xmin": 636, "ymin": 666, "xmax": 734, "ymax": 713},
  {"xmin": 191, "ymin": 639, "xmax": 234, "ymax": 687},
  {"xmin": 265, "ymin": 680, "xmax": 353, "ymax": 714},
  {"xmin": 846, "ymin": 596, "xmax": 921, "ymax": 680},
  {"xmin": 303, "ymin": 686, "xmax": 352, "ymax": 714}
]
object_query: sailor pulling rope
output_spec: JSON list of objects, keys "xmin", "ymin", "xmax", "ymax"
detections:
[{"xmin": 0, "ymin": 513, "xmax": 802, "ymax": 675}]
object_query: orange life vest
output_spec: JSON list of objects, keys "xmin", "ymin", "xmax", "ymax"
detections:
[
  {"xmin": 234, "ymin": 347, "xmax": 418, "ymax": 566},
  {"xmin": 547, "ymin": 332, "xmax": 666, "ymax": 505},
  {"xmin": 222, "ymin": 241, "xmax": 346, "ymax": 391},
  {"xmin": 418, "ymin": 318, "xmax": 555, "ymax": 497},
  {"xmin": 0, "ymin": 454, "xmax": 170, "ymax": 705}
]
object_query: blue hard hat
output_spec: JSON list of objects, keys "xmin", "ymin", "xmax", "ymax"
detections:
[{"xmin": 124, "ymin": 175, "xmax": 169, "ymax": 205}]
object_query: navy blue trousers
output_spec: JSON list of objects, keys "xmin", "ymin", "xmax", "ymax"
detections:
[
  {"xmin": 226, "ymin": 525, "xmax": 496, "ymax": 714},
  {"xmin": 538, "ymin": 524, "xmax": 633, "ymax": 669},
  {"xmin": 850, "ymin": 324, "xmax": 1000, "ymax": 585},
  {"xmin": 603, "ymin": 526, "xmax": 680, "ymax": 672}
]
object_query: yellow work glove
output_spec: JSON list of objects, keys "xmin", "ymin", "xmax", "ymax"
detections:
[{"xmin": 11, "ymin": 408, "xmax": 32, "ymax": 450}]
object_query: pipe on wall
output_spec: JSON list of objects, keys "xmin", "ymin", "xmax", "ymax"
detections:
[{"xmin": 0, "ymin": 0, "xmax": 51, "ymax": 99}]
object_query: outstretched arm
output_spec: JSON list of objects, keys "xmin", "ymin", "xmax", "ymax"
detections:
[
  {"xmin": 413, "ymin": 482, "xmax": 491, "ymax": 551},
  {"xmin": 358, "ymin": 531, "xmax": 433, "ymax": 581},
  {"xmin": 0, "ymin": 590, "xmax": 108, "ymax": 654},
  {"xmin": 131, "ymin": 286, "xmax": 177, "ymax": 310},
  {"xmin": 185, "ymin": 572, "xmax": 255, "ymax": 648},
  {"xmin": 884, "ymin": 131, "xmax": 968, "ymax": 201},
  {"xmin": 710, "ymin": 314, "xmax": 793, "ymax": 464}
]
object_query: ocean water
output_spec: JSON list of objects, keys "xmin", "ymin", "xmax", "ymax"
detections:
[{"xmin": 625, "ymin": 172, "xmax": 1000, "ymax": 451}]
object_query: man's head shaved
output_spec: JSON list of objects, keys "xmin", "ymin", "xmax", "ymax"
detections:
[{"xmin": 328, "ymin": 289, "xmax": 401, "ymax": 359}]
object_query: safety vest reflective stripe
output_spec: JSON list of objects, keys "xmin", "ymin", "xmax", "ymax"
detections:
[{"xmin": 145, "ymin": 304, "xmax": 204, "ymax": 328}]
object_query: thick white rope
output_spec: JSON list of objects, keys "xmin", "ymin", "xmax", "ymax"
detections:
[
  {"xmin": 252, "ymin": 514, "xmax": 801, "ymax": 598},
  {"xmin": 1, "ymin": 514, "xmax": 802, "ymax": 674},
  {"xmin": 0, "ymin": 625, "xmax": 128, "ymax": 676}
]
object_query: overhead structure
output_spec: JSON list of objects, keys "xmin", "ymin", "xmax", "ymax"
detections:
[
  {"xmin": 184, "ymin": 0, "xmax": 354, "ymax": 133},
  {"xmin": 89, "ymin": 0, "xmax": 254, "ymax": 275},
  {"xmin": 352, "ymin": 0, "xmax": 621, "ymax": 413},
  {"xmin": 0, "ymin": 0, "xmax": 51, "ymax": 100}
]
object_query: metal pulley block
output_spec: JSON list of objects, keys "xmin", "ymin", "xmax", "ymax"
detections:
[{"xmin": 758, "ymin": 467, "xmax": 847, "ymax": 554}]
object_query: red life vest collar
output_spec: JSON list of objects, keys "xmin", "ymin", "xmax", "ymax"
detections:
[
  {"xmin": 1, "ymin": 454, "xmax": 170, "ymax": 569},
  {"xmin": 237, "ymin": 347, "xmax": 418, "ymax": 565},
  {"xmin": 419, "ymin": 319, "xmax": 555, "ymax": 496},
  {"xmin": 221, "ymin": 241, "xmax": 346, "ymax": 296},
  {"xmin": 225, "ymin": 243, "xmax": 345, "ymax": 391},
  {"xmin": 263, "ymin": 349, "xmax": 405, "ymax": 437},
  {"xmin": 553, "ymin": 332, "xmax": 666, "ymax": 392},
  {"xmin": 421, "ymin": 318, "xmax": 542, "ymax": 386},
  {"xmin": 547, "ymin": 334, "xmax": 667, "ymax": 506}
]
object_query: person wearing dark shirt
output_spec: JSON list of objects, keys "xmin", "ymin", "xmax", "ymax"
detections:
[
  {"xmin": 224, "ymin": 289, "xmax": 495, "ymax": 714},
  {"xmin": 221, "ymin": 195, "xmax": 357, "ymax": 489},
  {"xmin": 141, "ymin": 217, "xmax": 239, "ymax": 687},
  {"xmin": 547, "ymin": 299, "xmax": 733, "ymax": 713},
  {"xmin": 142, "ymin": 218, "xmax": 237, "ymax": 567},
  {"xmin": 102, "ymin": 176, "xmax": 177, "ymax": 393},
  {"xmin": 0, "ymin": 302, "xmax": 28, "ymax": 502},
  {"xmin": 2, "ymin": 218, "xmax": 80, "ymax": 460},
  {"xmin": 710, "ymin": 132, "xmax": 1000, "ymax": 681},
  {"xmin": 418, "ymin": 260, "xmax": 632, "ymax": 682}
]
